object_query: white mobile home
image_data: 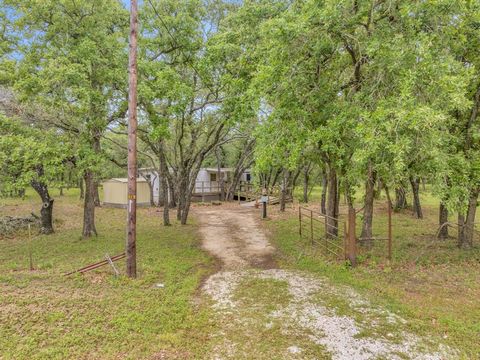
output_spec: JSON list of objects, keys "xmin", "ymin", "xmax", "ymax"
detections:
[{"xmin": 139, "ymin": 167, "xmax": 252, "ymax": 203}]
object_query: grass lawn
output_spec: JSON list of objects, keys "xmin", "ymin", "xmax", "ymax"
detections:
[
  {"xmin": 2, "ymin": 186, "xmax": 479, "ymax": 359},
  {"xmin": 0, "ymin": 189, "xmax": 217, "ymax": 359},
  {"xmin": 268, "ymin": 187, "xmax": 480, "ymax": 358}
]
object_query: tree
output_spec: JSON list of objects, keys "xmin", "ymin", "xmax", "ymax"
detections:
[
  {"xmin": 132, "ymin": 0, "xmax": 238, "ymax": 225},
  {"xmin": 0, "ymin": 116, "xmax": 70, "ymax": 234},
  {"xmin": 6, "ymin": 0, "xmax": 129, "ymax": 237}
]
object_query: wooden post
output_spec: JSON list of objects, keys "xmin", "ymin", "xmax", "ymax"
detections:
[
  {"xmin": 344, "ymin": 221, "xmax": 348, "ymax": 260},
  {"xmin": 202, "ymin": 181, "xmax": 205, "ymax": 202},
  {"xmin": 262, "ymin": 188, "xmax": 267, "ymax": 219},
  {"xmin": 126, "ymin": 0, "xmax": 138, "ymax": 278},
  {"xmin": 348, "ymin": 205, "xmax": 356, "ymax": 267},
  {"xmin": 299, "ymin": 207, "xmax": 302, "ymax": 236},
  {"xmin": 388, "ymin": 200, "xmax": 392, "ymax": 261}
]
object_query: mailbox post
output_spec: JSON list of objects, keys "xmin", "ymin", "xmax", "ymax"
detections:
[{"xmin": 261, "ymin": 188, "xmax": 268, "ymax": 219}]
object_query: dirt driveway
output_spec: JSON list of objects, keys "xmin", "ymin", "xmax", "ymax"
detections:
[
  {"xmin": 194, "ymin": 205, "xmax": 456, "ymax": 360},
  {"xmin": 195, "ymin": 206, "xmax": 275, "ymax": 269}
]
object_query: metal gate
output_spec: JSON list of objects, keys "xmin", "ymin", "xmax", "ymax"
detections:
[
  {"xmin": 298, "ymin": 203, "xmax": 392, "ymax": 266},
  {"xmin": 298, "ymin": 207, "xmax": 346, "ymax": 260}
]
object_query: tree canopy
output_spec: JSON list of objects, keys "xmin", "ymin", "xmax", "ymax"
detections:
[{"xmin": 0, "ymin": 0, "xmax": 479, "ymax": 247}]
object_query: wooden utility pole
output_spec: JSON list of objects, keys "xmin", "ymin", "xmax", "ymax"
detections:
[{"xmin": 126, "ymin": 0, "xmax": 138, "ymax": 278}]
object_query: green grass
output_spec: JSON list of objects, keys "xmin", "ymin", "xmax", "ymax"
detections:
[
  {"xmin": 266, "ymin": 189, "xmax": 480, "ymax": 359},
  {"xmin": 0, "ymin": 189, "xmax": 217, "ymax": 359},
  {"xmin": 2, "ymin": 186, "xmax": 480, "ymax": 358}
]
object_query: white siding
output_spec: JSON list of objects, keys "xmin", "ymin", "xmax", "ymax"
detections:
[
  {"xmin": 138, "ymin": 167, "xmax": 252, "ymax": 200},
  {"xmin": 196, "ymin": 169, "xmax": 210, "ymax": 183}
]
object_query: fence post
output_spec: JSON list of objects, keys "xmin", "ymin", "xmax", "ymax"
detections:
[
  {"xmin": 299, "ymin": 207, "xmax": 302, "ymax": 236},
  {"xmin": 388, "ymin": 201, "xmax": 392, "ymax": 261},
  {"xmin": 347, "ymin": 205, "xmax": 357, "ymax": 267},
  {"xmin": 201, "ymin": 181, "xmax": 205, "ymax": 202},
  {"xmin": 344, "ymin": 221, "xmax": 348, "ymax": 260}
]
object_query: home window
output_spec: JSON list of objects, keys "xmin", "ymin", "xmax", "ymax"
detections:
[{"xmin": 210, "ymin": 173, "xmax": 217, "ymax": 182}]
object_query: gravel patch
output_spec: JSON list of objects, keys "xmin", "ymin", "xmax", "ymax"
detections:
[
  {"xmin": 196, "ymin": 206, "xmax": 457, "ymax": 359},
  {"xmin": 203, "ymin": 269, "xmax": 457, "ymax": 360}
]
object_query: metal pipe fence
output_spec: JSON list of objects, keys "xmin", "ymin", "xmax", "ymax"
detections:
[
  {"xmin": 298, "ymin": 206, "xmax": 346, "ymax": 260},
  {"xmin": 298, "ymin": 202, "xmax": 393, "ymax": 265}
]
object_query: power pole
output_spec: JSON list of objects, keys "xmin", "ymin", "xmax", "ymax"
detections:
[{"xmin": 126, "ymin": 0, "xmax": 138, "ymax": 278}]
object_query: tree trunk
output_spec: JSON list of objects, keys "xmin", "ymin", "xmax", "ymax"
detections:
[
  {"xmin": 360, "ymin": 163, "xmax": 376, "ymax": 248},
  {"xmin": 215, "ymin": 146, "xmax": 225, "ymax": 201},
  {"xmin": 163, "ymin": 195, "xmax": 170, "ymax": 226},
  {"xmin": 394, "ymin": 187, "xmax": 407, "ymax": 211},
  {"xmin": 335, "ymin": 178, "xmax": 340, "ymax": 218},
  {"xmin": 291, "ymin": 167, "xmax": 301, "ymax": 195},
  {"xmin": 30, "ymin": 176, "xmax": 54, "ymax": 235},
  {"xmin": 139, "ymin": 171, "xmax": 155, "ymax": 207},
  {"xmin": 82, "ymin": 170, "xmax": 97, "ymax": 237},
  {"xmin": 158, "ymin": 159, "xmax": 170, "ymax": 226},
  {"xmin": 39, "ymin": 198, "xmax": 54, "ymax": 234},
  {"xmin": 302, "ymin": 165, "xmax": 309, "ymax": 203},
  {"xmin": 320, "ymin": 169, "xmax": 327, "ymax": 214},
  {"xmin": 181, "ymin": 196, "xmax": 191, "ymax": 225},
  {"xmin": 177, "ymin": 165, "xmax": 202, "ymax": 225},
  {"xmin": 438, "ymin": 202, "xmax": 449, "ymax": 240},
  {"xmin": 176, "ymin": 164, "xmax": 196, "ymax": 224},
  {"xmin": 158, "ymin": 177, "xmax": 165, "ymax": 207},
  {"xmin": 410, "ymin": 176, "xmax": 423, "ymax": 218},
  {"xmin": 374, "ymin": 178, "xmax": 382, "ymax": 200},
  {"xmin": 225, "ymin": 139, "xmax": 255, "ymax": 201},
  {"xmin": 93, "ymin": 180, "xmax": 101, "ymax": 207},
  {"xmin": 148, "ymin": 179, "xmax": 155, "ymax": 207},
  {"xmin": 280, "ymin": 169, "xmax": 289, "ymax": 212},
  {"xmin": 326, "ymin": 166, "xmax": 338, "ymax": 238},
  {"xmin": 168, "ymin": 179, "xmax": 176, "ymax": 208},
  {"xmin": 271, "ymin": 168, "xmax": 282, "ymax": 188},
  {"xmin": 458, "ymin": 213, "xmax": 465, "ymax": 246},
  {"xmin": 157, "ymin": 170, "xmax": 170, "ymax": 226},
  {"xmin": 176, "ymin": 189, "xmax": 184, "ymax": 221},
  {"xmin": 344, "ymin": 178, "xmax": 354, "ymax": 207},
  {"xmin": 79, "ymin": 178, "xmax": 84, "ymax": 200},
  {"xmin": 458, "ymin": 188, "xmax": 479, "ymax": 249}
]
